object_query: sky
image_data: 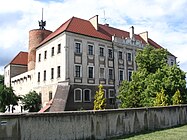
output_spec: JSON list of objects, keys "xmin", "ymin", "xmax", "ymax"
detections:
[{"xmin": 0, "ymin": 0, "xmax": 187, "ymax": 75}]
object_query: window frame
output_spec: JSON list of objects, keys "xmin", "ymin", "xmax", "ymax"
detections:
[
  {"xmin": 51, "ymin": 47, "xmax": 54, "ymax": 56},
  {"xmin": 118, "ymin": 51, "xmax": 123, "ymax": 59},
  {"xmin": 83, "ymin": 89, "xmax": 91, "ymax": 102},
  {"xmin": 108, "ymin": 89, "xmax": 115, "ymax": 98},
  {"xmin": 43, "ymin": 70, "xmax": 46, "ymax": 81},
  {"xmin": 88, "ymin": 44, "xmax": 94, "ymax": 55},
  {"xmin": 57, "ymin": 66, "xmax": 61, "ymax": 78},
  {"xmin": 74, "ymin": 88, "xmax": 82, "ymax": 102},
  {"xmin": 109, "ymin": 68, "xmax": 113, "ymax": 80},
  {"xmin": 88, "ymin": 66, "xmax": 94, "ymax": 79},
  {"xmin": 119, "ymin": 70, "xmax": 124, "ymax": 81},
  {"xmin": 99, "ymin": 47, "xmax": 104, "ymax": 56},
  {"xmin": 38, "ymin": 53, "xmax": 41, "ymax": 62},
  {"xmin": 127, "ymin": 52, "xmax": 132, "ymax": 61},
  {"xmin": 75, "ymin": 65, "xmax": 82, "ymax": 78},
  {"xmin": 99, "ymin": 67, "xmax": 105, "ymax": 79},
  {"xmin": 51, "ymin": 68, "xmax": 54, "ymax": 79},
  {"xmin": 75, "ymin": 42, "xmax": 81, "ymax": 53},
  {"xmin": 108, "ymin": 49, "xmax": 113, "ymax": 58},
  {"xmin": 44, "ymin": 50, "xmax": 47, "ymax": 59},
  {"xmin": 128, "ymin": 70, "xmax": 132, "ymax": 81},
  {"xmin": 57, "ymin": 43, "xmax": 61, "ymax": 54}
]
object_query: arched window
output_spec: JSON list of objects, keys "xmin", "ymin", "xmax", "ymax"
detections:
[
  {"xmin": 74, "ymin": 88, "xmax": 82, "ymax": 102},
  {"xmin": 83, "ymin": 89, "xmax": 91, "ymax": 102}
]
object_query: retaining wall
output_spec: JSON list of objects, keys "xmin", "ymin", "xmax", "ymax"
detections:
[{"xmin": 0, "ymin": 105, "xmax": 187, "ymax": 140}]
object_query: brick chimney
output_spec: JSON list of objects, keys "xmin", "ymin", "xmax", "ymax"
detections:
[{"xmin": 89, "ymin": 15, "xmax": 98, "ymax": 30}]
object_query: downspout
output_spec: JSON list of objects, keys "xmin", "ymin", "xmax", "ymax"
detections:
[{"xmin": 112, "ymin": 35, "xmax": 116, "ymax": 108}]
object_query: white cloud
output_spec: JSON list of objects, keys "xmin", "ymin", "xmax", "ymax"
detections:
[{"xmin": 0, "ymin": 0, "xmax": 187, "ymax": 73}]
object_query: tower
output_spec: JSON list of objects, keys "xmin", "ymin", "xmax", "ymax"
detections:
[{"xmin": 28, "ymin": 9, "xmax": 52, "ymax": 71}]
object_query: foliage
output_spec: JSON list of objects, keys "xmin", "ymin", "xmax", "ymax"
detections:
[
  {"xmin": 0, "ymin": 75, "xmax": 4, "ymax": 85},
  {"xmin": 154, "ymin": 88, "xmax": 168, "ymax": 106},
  {"xmin": 21, "ymin": 91, "xmax": 41, "ymax": 112},
  {"xmin": 118, "ymin": 45, "xmax": 187, "ymax": 108},
  {"xmin": 172, "ymin": 89, "xmax": 182, "ymax": 105},
  {"xmin": 0, "ymin": 85, "xmax": 19, "ymax": 112},
  {"xmin": 94, "ymin": 84, "xmax": 106, "ymax": 110}
]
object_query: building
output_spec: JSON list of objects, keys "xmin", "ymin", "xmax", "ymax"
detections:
[{"xmin": 4, "ymin": 15, "xmax": 176, "ymax": 112}]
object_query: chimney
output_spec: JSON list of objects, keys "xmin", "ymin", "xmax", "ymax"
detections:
[
  {"xmin": 139, "ymin": 31, "xmax": 148, "ymax": 43},
  {"xmin": 89, "ymin": 15, "xmax": 98, "ymax": 30},
  {"xmin": 130, "ymin": 26, "xmax": 134, "ymax": 39}
]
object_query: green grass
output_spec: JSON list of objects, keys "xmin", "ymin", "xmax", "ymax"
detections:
[{"xmin": 115, "ymin": 125, "xmax": 187, "ymax": 140}]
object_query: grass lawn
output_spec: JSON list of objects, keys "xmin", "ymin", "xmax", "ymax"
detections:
[{"xmin": 115, "ymin": 125, "xmax": 187, "ymax": 140}]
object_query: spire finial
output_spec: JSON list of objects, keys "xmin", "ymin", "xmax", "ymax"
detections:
[{"xmin": 38, "ymin": 8, "xmax": 46, "ymax": 30}]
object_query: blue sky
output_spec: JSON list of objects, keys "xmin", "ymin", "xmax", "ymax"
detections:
[{"xmin": 0, "ymin": 0, "xmax": 187, "ymax": 74}]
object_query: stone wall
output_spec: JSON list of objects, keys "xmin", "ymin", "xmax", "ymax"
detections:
[{"xmin": 0, "ymin": 105, "xmax": 187, "ymax": 140}]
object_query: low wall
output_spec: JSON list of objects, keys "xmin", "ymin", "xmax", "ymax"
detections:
[{"xmin": 0, "ymin": 105, "xmax": 187, "ymax": 140}]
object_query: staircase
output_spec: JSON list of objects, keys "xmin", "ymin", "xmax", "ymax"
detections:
[{"xmin": 49, "ymin": 82, "xmax": 70, "ymax": 112}]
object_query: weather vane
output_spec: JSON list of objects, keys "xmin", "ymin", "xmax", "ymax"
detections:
[{"xmin": 38, "ymin": 8, "xmax": 46, "ymax": 30}]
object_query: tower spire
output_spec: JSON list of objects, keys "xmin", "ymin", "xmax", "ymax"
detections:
[{"xmin": 38, "ymin": 8, "xmax": 46, "ymax": 30}]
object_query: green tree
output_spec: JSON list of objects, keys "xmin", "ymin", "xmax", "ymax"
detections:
[
  {"xmin": 118, "ymin": 45, "xmax": 187, "ymax": 108},
  {"xmin": 94, "ymin": 84, "xmax": 106, "ymax": 110},
  {"xmin": 0, "ymin": 75, "xmax": 4, "ymax": 85},
  {"xmin": 154, "ymin": 88, "xmax": 168, "ymax": 106},
  {"xmin": 172, "ymin": 89, "xmax": 182, "ymax": 105},
  {"xmin": 21, "ymin": 91, "xmax": 41, "ymax": 112},
  {"xmin": 0, "ymin": 85, "xmax": 19, "ymax": 112}
]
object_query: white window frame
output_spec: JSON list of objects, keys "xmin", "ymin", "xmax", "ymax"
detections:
[
  {"xmin": 74, "ymin": 88, "xmax": 82, "ymax": 102},
  {"xmin": 74, "ymin": 65, "xmax": 82, "ymax": 77},
  {"xmin": 99, "ymin": 67, "xmax": 105, "ymax": 79},
  {"xmin": 88, "ymin": 66, "xmax": 94, "ymax": 79},
  {"xmin": 108, "ymin": 89, "xmax": 115, "ymax": 98},
  {"xmin": 75, "ymin": 42, "xmax": 82, "ymax": 53},
  {"xmin": 88, "ymin": 44, "xmax": 94, "ymax": 55},
  {"xmin": 83, "ymin": 89, "xmax": 91, "ymax": 102},
  {"xmin": 119, "ymin": 70, "xmax": 124, "ymax": 81}
]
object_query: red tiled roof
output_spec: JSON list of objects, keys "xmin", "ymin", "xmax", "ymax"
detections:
[
  {"xmin": 10, "ymin": 52, "xmax": 28, "ymax": 65},
  {"xmin": 38, "ymin": 16, "xmax": 161, "ymax": 49},
  {"xmin": 148, "ymin": 38, "xmax": 162, "ymax": 49}
]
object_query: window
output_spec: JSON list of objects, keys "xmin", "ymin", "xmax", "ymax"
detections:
[
  {"xmin": 57, "ymin": 44, "xmax": 61, "ymax": 53},
  {"xmin": 100, "ymin": 47, "xmax": 104, "ymax": 56},
  {"xmin": 38, "ymin": 72, "xmax": 40, "ymax": 82},
  {"xmin": 75, "ymin": 42, "xmax": 81, "ymax": 53},
  {"xmin": 84, "ymin": 89, "xmax": 91, "ymax": 102},
  {"xmin": 88, "ymin": 44, "xmax": 94, "ymax": 55},
  {"xmin": 88, "ymin": 67, "xmax": 94, "ymax": 78},
  {"xmin": 119, "ymin": 70, "xmax": 124, "ymax": 81},
  {"xmin": 44, "ymin": 70, "xmax": 46, "ymax": 81},
  {"xmin": 171, "ymin": 61, "xmax": 174, "ymax": 66},
  {"xmin": 109, "ymin": 89, "xmax": 115, "ymax": 98},
  {"xmin": 49, "ymin": 92, "xmax": 52, "ymax": 100},
  {"xmin": 51, "ymin": 68, "xmax": 54, "ymax": 79},
  {"xmin": 57, "ymin": 66, "xmax": 61, "ymax": 78},
  {"xmin": 109, "ymin": 69, "xmax": 113, "ymax": 80},
  {"xmin": 109, "ymin": 89, "xmax": 115, "ymax": 105},
  {"xmin": 99, "ymin": 68, "xmax": 105, "ymax": 78},
  {"xmin": 44, "ymin": 51, "xmax": 47, "ymax": 59},
  {"xmin": 127, "ymin": 52, "xmax": 132, "ymax": 61},
  {"xmin": 38, "ymin": 54, "xmax": 41, "ymax": 62},
  {"xmin": 75, "ymin": 65, "xmax": 81, "ymax": 77},
  {"xmin": 74, "ymin": 88, "xmax": 82, "ymax": 102},
  {"xmin": 51, "ymin": 47, "xmax": 54, "ymax": 56},
  {"xmin": 128, "ymin": 70, "xmax": 132, "ymax": 81},
  {"xmin": 118, "ymin": 51, "xmax": 122, "ymax": 59},
  {"xmin": 108, "ymin": 49, "xmax": 113, "ymax": 58}
]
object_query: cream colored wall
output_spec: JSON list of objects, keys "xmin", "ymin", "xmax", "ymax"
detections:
[{"xmin": 4, "ymin": 65, "xmax": 10, "ymax": 87}]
